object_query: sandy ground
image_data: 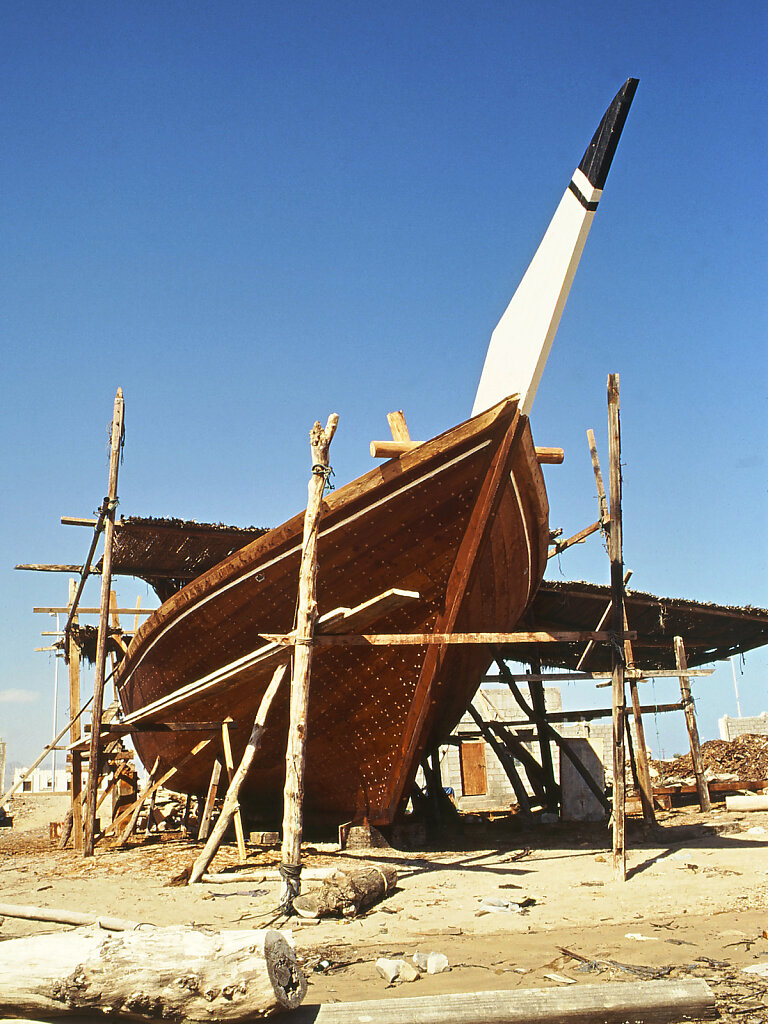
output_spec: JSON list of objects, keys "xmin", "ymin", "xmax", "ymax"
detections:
[{"xmin": 1, "ymin": 797, "xmax": 767, "ymax": 1022}]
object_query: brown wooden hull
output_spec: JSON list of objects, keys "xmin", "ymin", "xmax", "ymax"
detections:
[{"xmin": 115, "ymin": 399, "xmax": 548, "ymax": 826}]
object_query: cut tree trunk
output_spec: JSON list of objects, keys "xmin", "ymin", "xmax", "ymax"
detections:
[
  {"xmin": 0, "ymin": 924, "xmax": 306, "ymax": 1020},
  {"xmin": 292, "ymin": 863, "xmax": 397, "ymax": 918}
]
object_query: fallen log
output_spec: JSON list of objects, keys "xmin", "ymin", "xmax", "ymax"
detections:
[
  {"xmin": 725, "ymin": 794, "xmax": 768, "ymax": 811},
  {"xmin": 293, "ymin": 863, "xmax": 397, "ymax": 918},
  {"xmin": 289, "ymin": 979, "xmax": 716, "ymax": 1023},
  {"xmin": 0, "ymin": 924, "xmax": 306, "ymax": 1020},
  {"xmin": 0, "ymin": 902, "xmax": 137, "ymax": 931}
]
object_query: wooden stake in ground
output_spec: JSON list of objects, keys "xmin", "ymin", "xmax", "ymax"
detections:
[
  {"xmin": 280, "ymin": 413, "xmax": 338, "ymax": 910},
  {"xmin": 607, "ymin": 374, "xmax": 626, "ymax": 881},
  {"xmin": 198, "ymin": 757, "xmax": 223, "ymax": 841},
  {"xmin": 675, "ymin": 635, "xmax": 712, "ymax": 812},
  {"xmin": 189, "ymin": 663, "xmax": 289, "ymax": 884},
  {"xmin": 67, "ymin": 577, "xmax": 84, "ymax": 851},
  {"xmin": 623, "ymin": 608, "xmax": 657, "ymax": 825},
  {"xmin": 585, "ymin": 434, "xmax": 655, "ymax": 828},
  {"xmin": 221, "ymin": 719, "xmax": 247, "ymax": 863},
  {"xmin": 528, "ymin": 649, "xmax": 559, "ymax": 813},
  {"xmin": 84, "ymin": 386, "xmax": 124, "ymax": 856}
]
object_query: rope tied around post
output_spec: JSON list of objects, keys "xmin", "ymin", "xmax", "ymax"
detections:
[
  {"xmin": 278, "ymin": 862, "xmax": 303, "ymax": 911},
  {"xmin": 607, "ymin": 630, "xmax": 626, "ymax": 664},
  {"xmin": 98, "ymin": 496, "xmax": 119, "ymax": 517},
  {"xmin": 312, "ymin": 462, "xmax": 335, "ymax": 491}
]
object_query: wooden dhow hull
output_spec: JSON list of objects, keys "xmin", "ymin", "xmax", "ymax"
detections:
[{"xmin": 116, "ymin": 397, "xmax": 548, "ymax": 826}]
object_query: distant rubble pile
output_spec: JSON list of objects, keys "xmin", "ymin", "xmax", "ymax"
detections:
[{"xmin": 652, "ymin": 733, "xmax": 768, "ymax": 784}]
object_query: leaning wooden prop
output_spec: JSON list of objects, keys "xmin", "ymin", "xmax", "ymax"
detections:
[{"xmin": 0, "ymin": 924, "xmax": 306, "ymax": 1020}]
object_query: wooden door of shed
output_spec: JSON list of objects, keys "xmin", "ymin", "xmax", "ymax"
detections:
[{"xmin": 459, "ymin": 740, "xmax": 488, "ymax": 796}]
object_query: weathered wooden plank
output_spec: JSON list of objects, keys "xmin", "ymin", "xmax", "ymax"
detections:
[
  {"xmin": 221, "ymin": 720, "xmax": 247, "ymax": 863},
  {"xmin": 289, "ymin": 979, "xmax": 716, "ymax": 1023},
  {"xmin": 198, "ymin": 757, "xmax": 223, "ymax": 842},
  {"xmin": 35, "ymin": 606, "xmax": 155, "ymax": 615},
  {"xmin": 268, "ymin": 629, "xmax": 637, "ymax": 646}
]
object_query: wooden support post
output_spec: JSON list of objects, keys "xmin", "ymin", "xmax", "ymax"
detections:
[
  {"xmin": 420, "ymin": 748, "xmax": 445, "ymax": 827},
  {"xmin": 498, "ymin": 661, "xmax": 610, "ymax": 813},
  {"xmin": 84, "ymin": 387, "xmax": 124, "ymax": 857},
  {"xmin": 112, "ymin": 739, "xmax": 213, "ymax": 845},
  {"xmin": 189, "ymin": 664, "xmax": 289, "ymax": 884},
  {"xmin": 466, "ymin": 706, "xmax": 532, "ymax": 817},
  {"xmin": 114, "ymin": 757, "xmax": 160, "ymax": 846},
  {"xmin": 528, "ymin": 651, "xmax": 558, "ymax": 813},
  {"xmin": 428, "ymin": 747, "xmax": 443, "ymax": 825},
  {"xmin": 587, "ymin": 427, "xmax": 609, "ymax": 527},
  {"xmin": 67, "ymin": 579, "xmax": 84, "ymax": 851},
  {"xmin": 198, "ymin": 758, "xmax": 223, "ymax": 842},
  {"xmin": 280, "ymin": 414, "xmax": 338, "ymax": 910},
  {"xmin": 607, "ymin": 373, "xmax": 626, "ymax": 881},
  {"xmin": 487, "ymin": 721, "xmax": 553, "ymax": 807},
  {"xmin": 675, "ymin": 636, "xmax": 712, "ymax": 812},
  {"xmin": 623, "ymin": 610, "xmax": 657, "ymax": 825},
  {"xmin": 387, "ymin": 410, "xmax": 411, "ymax": 442},
  {"xmin": 587, "ymin": 415, "xmax": 653, "ymax": 828},
  {"xmin": 221, "ymin": 720, "xmax": 247, "ymax": 864}
]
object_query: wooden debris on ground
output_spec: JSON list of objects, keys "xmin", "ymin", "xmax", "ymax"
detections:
[
  {"xmin": 293, "ymin": 863, "xmax": 397, "ymax": 918},
  {"xmin": 0, "ymin": 924, "xmax": 306, "ymax": 1021}
]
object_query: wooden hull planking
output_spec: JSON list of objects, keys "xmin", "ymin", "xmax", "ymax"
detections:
[{"xmin": 115, "ymin": 398, "xmax": 549, "ymax": 826}]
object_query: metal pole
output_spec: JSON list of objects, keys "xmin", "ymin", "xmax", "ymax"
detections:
[
  {"xmin": 51, "ymin": 614, "xmax": 59, "ymax": 786},
  {"xmin": 730, "ymin": 657, "xmax": 743, "ymax": 718}
]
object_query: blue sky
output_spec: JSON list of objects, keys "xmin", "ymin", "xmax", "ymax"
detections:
[{"xmin": 1, "ymin": 2, "xmax": 766, "ymax": 773}]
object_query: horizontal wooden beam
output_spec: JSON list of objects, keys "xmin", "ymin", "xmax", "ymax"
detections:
[
  {"xmin": 451, "ymin": 702, "xmax": 686, "ymax": 738},
  {"xmin": 16, "ymin": 564, "xmax": 96, "ymax": 574},
  {"xmin": 262, "ymin": 630, "xmax": 636, "ymax": 647},
  {"xmin": 68, "ymin": 721, "xmax": 237, "ymax": 752},
  {"xmin": 369, "ymin": 441, "xmax": 565, "ymax": 465},
  {"xmin": 61, "ymin": 516, "xmax": 99, "ymax": 527},
  {"xmin": 595, "ymin": 667, "xmax": 714, "ymax": 687},
  {"xmin": 34, "ymin": 606, "xmax": 156, "ymax": 615},
  {"xmin": 18, "ymin": 563, "xmax": 202, "ymax": 581},
  {"xmin": 534, "ymin": 446, "xmax": 564, "ymax": 465},
  {"xmin": 493, "ymin": 667, "xmax": 714, "ymax": 683},
  {"xmin": 370, "ymin": 439, "xmax": 417, "ymax": 458}
]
